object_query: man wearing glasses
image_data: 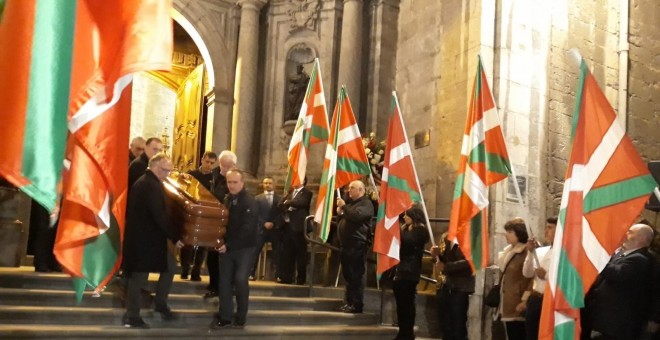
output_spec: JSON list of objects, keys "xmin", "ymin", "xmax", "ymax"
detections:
[{"xmin": 122, "ymin": 153, "xmax": 184, "ymax": 329}]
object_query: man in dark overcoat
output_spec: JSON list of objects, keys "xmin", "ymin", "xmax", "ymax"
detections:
[{"xmin": 122, "ymin": 153, "xmax": 183, "ymax": 329}]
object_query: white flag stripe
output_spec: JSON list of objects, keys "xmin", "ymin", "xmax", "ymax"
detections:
[
  {"xmin": 313, "ymin": 92, "xmax": 325, "ymax": 108},
  {"xmin": 288, "ymin": 118, "xmax": 305, "ymax": 154},
  {"xmin": 389, "ymin": 143, "xmax": 411, "ymax": 165},
  {"xmin": 460, "ymin": 107, "xmax": 499, "ymax": 156},
  {"xmin": 338, "ymin": 125, "xmax": 361, "ymax": 146},
  {"xmin": 382, "ymin": 167, "xmax": 389, "ymax": 182},
  {"xmin": 95, "ymin": 192, "xmax": 111, "ymax": 234},
  {"xmin": 581, "ymin": 216, "xmax": 610, "ymax": 273},
  {"xmin": 554, "ymin": 311, "xmax": 572, "ymax": 326},
  {"xmin": 582, "ymin": 120, "xmax": 625, "ymax": 196},
  {"xmin": 387, "ymin": 238, "xmax": 401, "ymax": 260},
  {"xmin": 69, "ymin": 74, "xmax": 133, "ymax": 133},
  {"xmin": 463, "ymin": 166, "xmax": 489, "ymax": 210},
  {"xmin": 384, "ymin": 215, "xmax": 398, "ymax": 230}
]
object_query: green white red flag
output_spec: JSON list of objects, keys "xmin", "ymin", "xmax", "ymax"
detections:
[
  {"xmin": 0, "ymin": 0, "xmax": 173, "ymax": 300},
  {"xmin": 373, "ymin": 92, "xmax": 422, "ymax": 275},
  {"xmin": 538, "ymin": 58, "xmax": 657, "ymax": 340},
  {"xmin": 314, "ymin": 87, "xmax": 371, "ymax": 242},
  {"xmin": 285, "ymin": 58, "xmax": 329, "ymax": 192},
  {"xmin": 447, "ymin": 56, "xmax": 512, "ymax": 272}
]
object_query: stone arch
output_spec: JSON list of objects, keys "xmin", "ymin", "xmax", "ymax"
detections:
[{"xmin": 172, "ymin": 1, "xmax": 236, "ymax": 151}]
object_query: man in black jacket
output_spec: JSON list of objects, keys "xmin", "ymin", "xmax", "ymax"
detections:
[
  {"xmin": 277, "ymin": 180, "xmax": 312, "ymax": 284},
  {"xmin": 204, "ymin": 150, "xmax": 237, "ymax": 298},
  {"xmin": 431, "ymin": 234, "xmax": 475, "ymax": 340},
  {"xmin": 336, "ymin": 180, "xmax": 374, "ymax": 313},
  {"xmin": 122, "ymin": 153, "xmax": 183, "ymax": 329},
  {"xmin": 581, "ymin": 223, "xmax": 655, "ymax": 340},
  {"xmin": 180, "ymin": 151, "xmax": 218, "ymax": 281},
  {"xmin": 210, "ymin": 169, "xmax": 258, "ymax": 329},
  {"xmin": 127, "ymin": 137, "xmax": 162, "ymax": 190}
]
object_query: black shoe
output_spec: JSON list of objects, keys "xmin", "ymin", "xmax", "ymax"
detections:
[
  {"xmin": 180, "ymin": 273, "xmax": 189, "ymax": 280},
  {"xmin": 338, "ymin": 304, "xmax": 351, "ymax": 312},
  {"xmin": 343, "ymin": 305, "xmax": 362, "ymax": 314},
  {"xmin": 190, "ymin": 275, "xmax": 202, "ymax": 282},
  {"xmin": 276, "ymin": 277, "xmax": 291, "ymax": 284},
  {"xmin": 248, "ymin": 275, "xmax": 256, "ymax": 281},
  {"xmin": 124, "ymin": 317, "xmax": 150, "ymax": 329},
  {"xmin": 155, "ymin": 306, "xmax": 177, "ymax": 321},
  {"xmin": 203, "ymin": 291, "xmax": 219, "ymax": 299},
  {"xmin": 232, "ymin": 322, "xmax": 245, "ymax": 329},
  {"xmin": 210, "ymin": 320, "xmax": 233, "ymax": 330}
]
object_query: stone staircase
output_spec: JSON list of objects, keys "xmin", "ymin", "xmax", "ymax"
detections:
[{"xmin": 0, "ymin": 267, "xmax": 398, "ymax": 339}]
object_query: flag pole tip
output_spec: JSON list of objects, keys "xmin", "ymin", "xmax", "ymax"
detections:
[{"xmin": 567, "ymin": 48, "xmax": 582, "ymax": 69}]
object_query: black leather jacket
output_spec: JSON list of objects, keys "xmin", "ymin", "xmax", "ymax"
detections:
[{"xmin": 337, "ymin": 195, "xmax": 374, "ymax": 248}]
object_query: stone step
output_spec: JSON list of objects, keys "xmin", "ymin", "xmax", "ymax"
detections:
[
  {"xmin": 0, "ymin": 287, "xmax": 343, "ymax": 311},
  {"xmin": 0, "ymin": 306, "xmax": 379, "ymax": 327},
  {"xmin": 0, "ymin": 324, "xmax": 398, "ymax": 339},
  {"xmin": 0, "ymin": 270, "xmax": 315, "ymax": 297}
]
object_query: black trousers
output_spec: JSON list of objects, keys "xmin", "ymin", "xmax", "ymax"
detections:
[
  {"xmin": 279, "ymin": 229, "xmax": 308, "ymax": 284},
  {"xmin": 525, "ymin": 293, "xmax": 543, "ymax": 340},
  {"xmin": 437, "ymin": 286, "xmax": 470, "ymax": 340},
  {"xmin": 340, "ymin": 242, "xmax": 367, "ymax": 309},
  {"xmin": 206, "ymin": 248, "xmax": 219, "ymax": 292},
  {"xmin": 180, "ymin": 245, "xmax": 206, "ymax": 277},
  {"xmin": 393, "ymin": 279, "xmax": 418, "ymax": 339},
  {"xmin": 505, "ymin": 320, "xmax": 526, "ymax": 340}
]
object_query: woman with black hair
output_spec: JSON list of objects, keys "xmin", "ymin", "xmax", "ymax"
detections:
[{"xmin": 393, "ymin": 204, "xmax": 430, "ymax": 340}]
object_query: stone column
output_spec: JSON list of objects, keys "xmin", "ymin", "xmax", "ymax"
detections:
[
  {"xmin": 231, "ymin": 0, "xmax": 267, "ymax": 174},
  {"xmin": 337, "ymin": 0, "xmax": 364, "ymax": 118}
]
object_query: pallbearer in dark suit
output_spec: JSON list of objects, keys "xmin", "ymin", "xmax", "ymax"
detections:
[
  {"xmin": 581, "ymin": 223, "xmax": 655, "ymax": 340},
  {"xmin": 277, "ymin": 179, "xmax": 312, "ymax": 284},
  {"xmin": 250, "ymin": 177, "xmax": 282, "ymax": 280},
  {"xmin": 122, "ymin": 153, "xmax": 184, "ymax": 329}
]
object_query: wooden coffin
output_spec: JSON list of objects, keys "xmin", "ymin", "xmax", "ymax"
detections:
[{"xmin": 163, "ymin": 174, "xmax": 228, "ymax": 248}]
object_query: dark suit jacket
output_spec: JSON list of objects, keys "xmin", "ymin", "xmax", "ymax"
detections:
[
  {"xmin": 122, "ymin": 170, "xmax": 180, "ymax": 273},
  {"xmin": 278, "ymin": 187, "xmax": 312, "ymax": 233},
  {"xmin": 128, "ymin": 153, "xmax": 149, "ymax": 190},
  {"xmin": 585, "ymin": 248, "xmax": 654, "ymax": 339},
  {"xmin": 255, "ymin": 191, "xmax": 281, "ymax": 233}
]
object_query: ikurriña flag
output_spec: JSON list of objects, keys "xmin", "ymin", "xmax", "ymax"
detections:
[
  {"xmin": 447, "ymin": 56, "xmax": 511, "ymax": 272},
  {"xmin": 373, "ymin": 92, "xmax": 422, "ymax": 275},
  {"xmin": 0, "ymin": 0, "xmax": 76, "ymax": 212},
  {"xmin": 48, "ymin": 0, "xmax": 171, "ymax": 300},
  {"xmin": 538, "ymin": 56, "xmax": 657, "ymax": 340},
  {"xmin": 314, "ymin": 86, "xmax": 371, "ymax": 242},
  {"xmin": 285, "ymin": 58, "xmax": 329, "ymax": 192}
]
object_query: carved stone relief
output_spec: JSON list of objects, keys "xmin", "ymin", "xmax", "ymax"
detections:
[{"xmin": 286, "ymin": 0, "xmax": 321, "ymax": 32}]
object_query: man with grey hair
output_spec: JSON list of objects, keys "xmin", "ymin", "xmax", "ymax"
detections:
[
  {"xmin": 128, "ymin": 136, "xmax": 145, "ymax": 164},
  {"xmin": 204, "ymin": 150, "xmax": 237, "ymax": 298},
  {"xmin": 581, "ymin": 223, "xmax": 655, "ymax": 339},
  {"xmin": 122, "ymin": 153, "xmax": 184, "ymax": 328},
  {"xmin": 128, "ymin": 137, "xmax": 163, "ymax": 189}
]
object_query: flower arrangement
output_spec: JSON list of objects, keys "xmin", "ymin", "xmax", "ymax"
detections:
[{"xmin": 362, "ymin": 132, "xmax": 386, "ymax": 185}]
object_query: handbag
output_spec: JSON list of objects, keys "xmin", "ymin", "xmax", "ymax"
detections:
[{"xmin": 484, "ymin": 252, "xmax": 519, "ymax": 308}]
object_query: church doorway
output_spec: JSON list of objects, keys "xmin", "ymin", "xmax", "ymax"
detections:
[{"xmin": 129, "ymin": 11, "xmax": 216, "ymax": 173}]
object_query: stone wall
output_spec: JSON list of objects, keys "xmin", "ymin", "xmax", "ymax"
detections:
[{"xmin": 628, "ymin": 0, "xmax": 660, "ymax": 162}]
